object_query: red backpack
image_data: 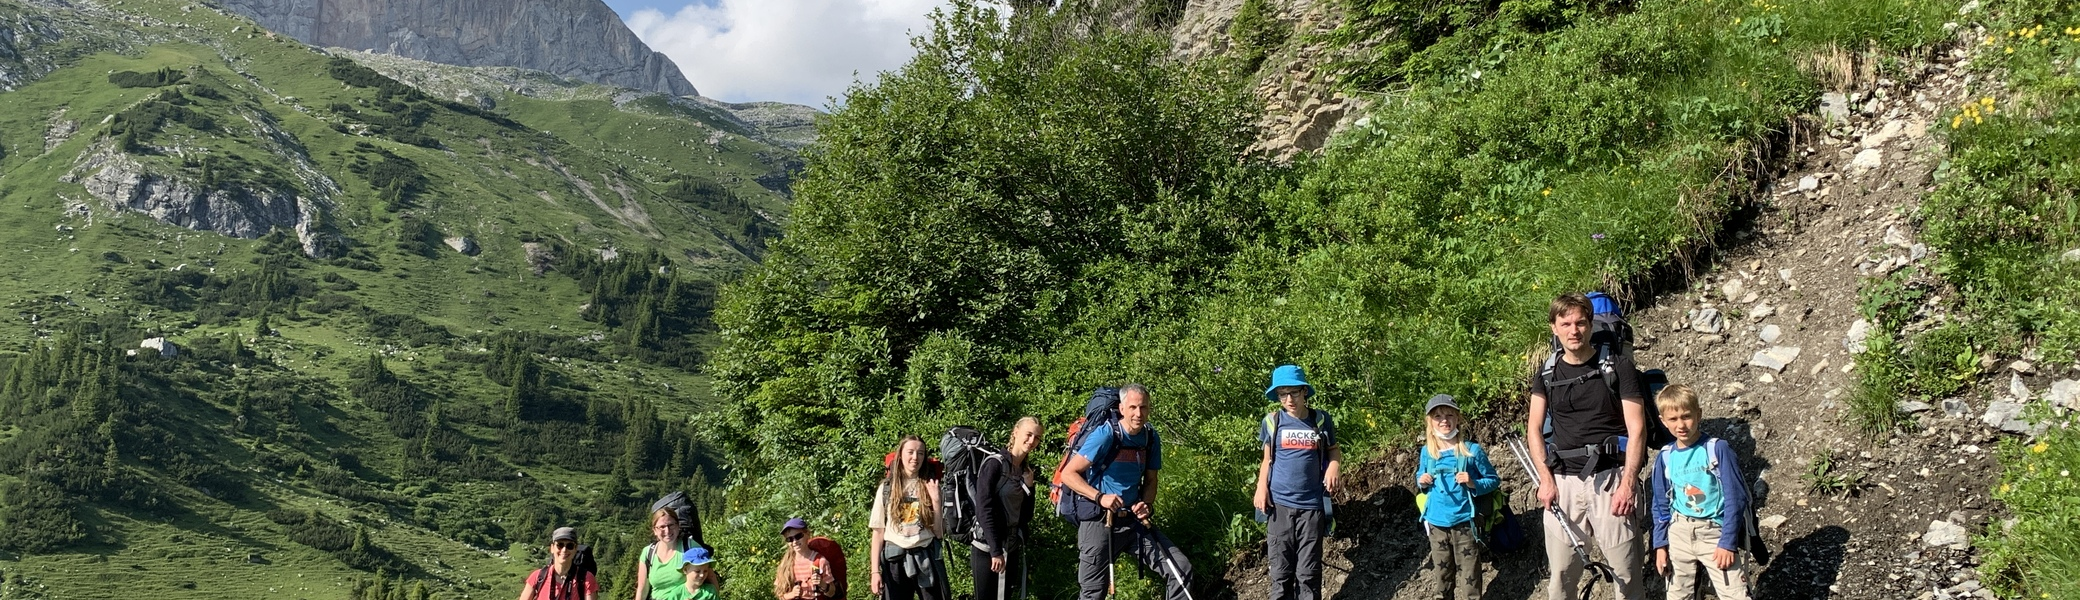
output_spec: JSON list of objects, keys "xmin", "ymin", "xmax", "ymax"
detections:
[{"xmin": 803, "ymin": 536, "xmax": 848, "ymax": 599}]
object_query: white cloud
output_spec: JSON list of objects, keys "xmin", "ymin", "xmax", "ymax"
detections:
[{"xmin": 625, "ymin": 0, "xmax": 950, "ymax": 107}]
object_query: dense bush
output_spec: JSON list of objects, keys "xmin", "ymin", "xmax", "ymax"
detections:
[{"xmin": 0, "ymin": 479, "xmax": 89, "ymax": 552}]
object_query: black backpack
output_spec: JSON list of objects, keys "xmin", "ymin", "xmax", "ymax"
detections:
[
  {"xmin": 1539, "ymin": 292, "xmax": 1676, "ymax": 456},
  {"xmin": 938, "ymin": 425, "xmax": 1004, "ymax": 547},
  {"xmin": 650, "ymin": 491, "xmax": 709, "ymax": 551}
]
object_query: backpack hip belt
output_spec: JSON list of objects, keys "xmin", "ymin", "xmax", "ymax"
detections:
[{"xmin": 1549, "ymin": 436, "xmax": 1623, "ymax": 477}]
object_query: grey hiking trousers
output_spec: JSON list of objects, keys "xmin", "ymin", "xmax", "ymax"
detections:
[
  {"xmin": 1077, "ymin": 519, "xmax": 1193, "ymax": 600},
  {"xmin": 1266, "ymin": 505, "xmax": 1326, "ymax": 600}
]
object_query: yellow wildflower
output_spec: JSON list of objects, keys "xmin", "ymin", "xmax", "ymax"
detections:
[
  {"xmin": 1542, "ymin": 188, "xmax": 1552, "ymax": 196},
  {"xmin": 2033, "ymin": 441, "xmax": 2050, "ymax": 453},
  {"xmin": 1981, "ymin": 97, "xmax": 1995, "ymax": 107},
  {"xmin": 2000, "ymin": 483, "xmax": 2012, "ymax": 494}
]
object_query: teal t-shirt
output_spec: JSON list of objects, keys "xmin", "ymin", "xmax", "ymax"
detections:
[{"xmin": 1663, "ymin": 444, "xmax": 1724, "ymax": 521}]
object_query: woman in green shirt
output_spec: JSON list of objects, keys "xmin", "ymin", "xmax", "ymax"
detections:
[{"xmin": 636, "ymin": 508, "xmax": 693, "ymax": 600}]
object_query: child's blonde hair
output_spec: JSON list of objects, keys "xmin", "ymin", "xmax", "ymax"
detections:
[
  {"xmin": 1424, "ymin": 405, "xmax": 1471, "ymax": 470},
  {"xmin": 1655, "ymin": 384, "xmax": 1702, "ymax": 417}
]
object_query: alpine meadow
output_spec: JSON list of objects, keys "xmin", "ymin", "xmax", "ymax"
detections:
[{"xmin": 1, "ymin": 0, "xmax": 2076, "ymax": 598}]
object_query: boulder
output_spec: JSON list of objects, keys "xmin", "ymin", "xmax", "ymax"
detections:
[
  {"xmin": 1748, "ymin": 346, "xmax": 1803, "ymax": 372},
  {"xmin": 1844, "ymin": 319, "xmax": 1872, "ymax": 354},
  {"xmin": 2045, "ymin": 379, "xmax": 2080, "ymax": 412},
  {"xmin": 1760, "ymin": 324, "xmax": 1784, "ymax": 344},
  {"xmin": 1852, "ymin": 148, "xmax": 1885, "ymax": 171},
  {"xmin": 1924, "ymin": 520, "xmax": 1970, "ymax": 549},
  {"xmin": 139, "ymin": 337, "xmax": 178, "ymax": 358},
  {"xmin": 444, "ymin": 236, "xmax": 479, "ymax": 256},
  {"xmin": 1721, "ymin": 278, "xmax": 1746, "ymax": 303},
  {"xmin": 1690, "ymin": 308, "xmax": 1726, "ymax": 334}
]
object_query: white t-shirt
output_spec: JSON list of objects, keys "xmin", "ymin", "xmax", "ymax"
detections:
[{"xmin": 868, "ymin": 480, "xmax": 935, "ymax": 549}]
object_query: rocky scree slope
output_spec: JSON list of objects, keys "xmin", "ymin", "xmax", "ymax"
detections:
[
  {"xmin": 1221, "ymin": 26, "xmax": 2047, "ymax": 600},
  {"xmin": 215, "ymin": 0, "xmax": 700, "ymax": 97}
]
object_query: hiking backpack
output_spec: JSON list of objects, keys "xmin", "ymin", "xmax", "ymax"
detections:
[
  {"xmin": 1049, "ymin": 386, "xmax": 1132, "ymax": 522},
  {"xmin": 1413, "ymin": 443, "xmax": 1527, "ymax": 554},
  {"xmin": 804, "ymin": 536, "xmax": 850, "ymax": 599},
  {"xmin": 937, "ymin": 425, "xmax": 1005, "ymax": 547},
  {"xmin": 649, "ymin": 491, "xmax": 709, "ymax": 551},
  {"xmin": 1656, "ymin": 439, "xmax": 1772, "ymax": 566},
  {"xmin": 1539, "ymin": 292, "xmax": 1676, "ymax": 458}
]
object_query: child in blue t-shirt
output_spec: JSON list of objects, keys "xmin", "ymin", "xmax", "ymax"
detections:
[
  {"xmin": 1649, "ymin": 384, "xmax": 1751, "ymax": 600},
  {"xmin": 1414, "ymin": 395, "xmax": 1497, "ymax": 600}
]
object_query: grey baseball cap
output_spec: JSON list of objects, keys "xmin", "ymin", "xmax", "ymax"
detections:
[
  {"xmin": 551, "ymin": 526, "xmax": 578, "ymax": 542},
  {"xmin": 1423, "ymin": 394, "xmax": 1460, "ymax": 415}
]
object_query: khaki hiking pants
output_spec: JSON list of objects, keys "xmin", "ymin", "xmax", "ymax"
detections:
[
  {"xmin": 1665, "ymin": 515, "xmax": 1749, "ymax": 600},
  {"xmin": 1545, "ymin": 468, "xmax": 1644, "ymax": 600}
]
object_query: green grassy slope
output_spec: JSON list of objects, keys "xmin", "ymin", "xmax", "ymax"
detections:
[{"xmin": 0, "ymin": 0, "xmax": 779, "ymax": 598}]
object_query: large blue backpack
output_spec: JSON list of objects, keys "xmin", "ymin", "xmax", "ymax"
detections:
[{"xmin": 1048, "ymin": 387, "xmax": 1141, "ymax": 522}]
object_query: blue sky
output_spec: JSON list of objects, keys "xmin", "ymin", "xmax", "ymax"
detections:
[{"xmin": 605, "ymin": 0, "xmax": 947, "ymax": 106}]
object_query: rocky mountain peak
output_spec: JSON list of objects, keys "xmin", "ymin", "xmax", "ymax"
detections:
[{"xmin": 216, "ymin": 0, "xmax": 699, "ymax": 96}]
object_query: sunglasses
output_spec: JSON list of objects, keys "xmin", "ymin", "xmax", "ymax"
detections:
[
  {"xmin": 552, "ymin": 541, "xmax": 575, "ymax": 549},
  {"xmin": 784, "ymin": 533, "xmax": 804, "ymax": 543}
]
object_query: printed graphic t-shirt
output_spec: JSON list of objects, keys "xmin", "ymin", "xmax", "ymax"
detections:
[
  {"xmin": 869, "ymin": 480, "xmax": 936, "ymax": 548},
  {"xmin": 1259, "ymin": 409, "xmax": 1335, "ymax": 510}
]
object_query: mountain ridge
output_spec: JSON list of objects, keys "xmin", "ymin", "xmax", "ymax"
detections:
[{"xmin": 214, "ymin": 0, "xmax": 701, "ymax": 97}]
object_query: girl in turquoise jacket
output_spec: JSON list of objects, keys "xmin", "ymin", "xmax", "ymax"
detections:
[{"xmin": 1414, "ymin": 395, "xmax": 1498, "ymax": 600}]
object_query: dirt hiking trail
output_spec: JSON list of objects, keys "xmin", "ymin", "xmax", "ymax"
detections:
[{"xmin": 1223, "ymin": 33, "xmax": 2051, "ymax": 600}]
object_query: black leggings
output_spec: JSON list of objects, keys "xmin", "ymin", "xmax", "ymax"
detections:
[{"xmin": 969, "ymin": 545, "xmax": 1026, "ymax": 600}]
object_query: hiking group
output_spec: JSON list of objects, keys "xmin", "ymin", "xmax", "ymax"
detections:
[{"xmin": 517, "ymin": 292, "xmax": 1765, "ymax": 600}]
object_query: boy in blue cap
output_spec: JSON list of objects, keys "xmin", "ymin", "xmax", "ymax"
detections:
[{"xmin": 1253, "ymin": 365, "xmax": 1342, "ymax": 600}]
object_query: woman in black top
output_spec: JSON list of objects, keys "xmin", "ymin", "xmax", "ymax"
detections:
[{"xmin": 971, "ymin": 417, "xmax": 1043, "ymax": 600}]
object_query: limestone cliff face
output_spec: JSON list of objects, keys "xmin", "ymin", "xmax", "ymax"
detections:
[
  {"xmin": 1169, "ymin": 0, "xmax": 1364, "ymax": 161},
  {"xmin": 217, "ymin": 0, "xmax": 699, "ymax": 97},
  {"xmin": 74, "ymin": 149, "xmax": 343, "ymax": 258}
]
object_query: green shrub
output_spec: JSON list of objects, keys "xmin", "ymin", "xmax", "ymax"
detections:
[
  {"xmin": 108, "ymin": 67, "xmax": 186, "ymax": 88},
  {"xmin": 1982, "ymin": 424, "xmax": 2080, "ymax": 598},
  {"xmin": 1228, "ymin": 0, "xmax": 1290, "ymax": 72}
]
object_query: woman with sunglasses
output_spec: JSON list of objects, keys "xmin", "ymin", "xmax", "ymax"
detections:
[
  {"xmin": 520, "ymin": 527, "xmax": 597, "ymax": 600},
  {"xmin": 972, "ymin": 418, "xmax": 1044, "ymax": 600},
  {"xmin": 636, "ymin": 508, "xmax": 696, "ymax": 600},
  {"xmin": 772, "ymin": 518, "xmax": 834, "ymax": 600},
  {"xmin": 870, "ymin": 435, "xmax": 946, "ymax": 600}
]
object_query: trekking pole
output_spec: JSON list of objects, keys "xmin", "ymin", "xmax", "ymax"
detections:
[
  {"xmin": 1122, "ymin": 513, "xmax": 1195, "ymax": 600},
  {"xmin": 1505, "ymin": 436, "xmax": 1617, "ymax": 600},
  {"xmin": 1105, "ymin": 510, "xmax": 1116, "ymax": 598}
]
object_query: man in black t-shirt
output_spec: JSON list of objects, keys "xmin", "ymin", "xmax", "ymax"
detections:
[{"xmin": 1526, "ymin": 293, "xmax": 1646, "ymax": 600}]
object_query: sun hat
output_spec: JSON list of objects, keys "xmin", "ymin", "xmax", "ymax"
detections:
[{"xmin": 1264, "ymin": 365, "xmax": 1314, "ymax": 401}]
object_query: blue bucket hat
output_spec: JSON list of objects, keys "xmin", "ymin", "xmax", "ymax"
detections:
[
  {"xmin": 681, "ymin": 546, "xmax": 716, "ymax": 566},
  {"xmin": 1264, "ymin": 365, "xmax": 1314, "ymax": 401}
]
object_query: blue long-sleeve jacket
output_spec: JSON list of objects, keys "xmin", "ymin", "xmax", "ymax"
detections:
[
  {"xmin": 1650, "ymin": 437, "xmax": 1749, "ymax": 551},
  {"xmin": 1415, "ymin": 442, "xmax": 1499, "ymax": 528}
]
